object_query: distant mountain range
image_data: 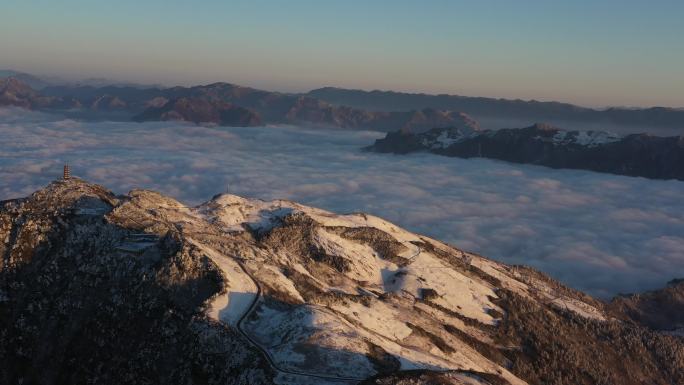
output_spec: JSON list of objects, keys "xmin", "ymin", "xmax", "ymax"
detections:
[
  {"xmin": 0, "ymin": 76, "xmax": 463, "ymax": 131},
  {"xmin": 2, "ymin": 70, "xmax": 684, "ymax": 134},
  {"xmin": 308, "ymin": 87, "xmax": 684, "ymax": 134},
  {"xmin": 367, "ymin": 120, "xmax": 684, "ymax": 181},
  {"xmin": 0, "ymin": 69, "xmax": 162, "ymax": 90}
]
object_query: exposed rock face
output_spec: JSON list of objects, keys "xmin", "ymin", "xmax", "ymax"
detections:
[
  {"xmin": 1, "ymin": 180, "xmax": 683, "ymax": 385},
  {"xmin": 367, "ymin": 123, "xmax": 684, "ymax": 180},
  {"xmin": 307, "ymin": 86, "xmax": 684, "ymax": 133},
  {"xmin": 134, "ymin": 97, "xmax": 263, "ymax": 126}
]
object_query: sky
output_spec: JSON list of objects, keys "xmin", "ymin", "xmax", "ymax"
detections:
[
  {"xmin": 2, "ymin": 107, "xmax": 683, "ymax": 298},
  {"xmin": 1, "ymin": 0, "xmax": 683, "ymax": 108}
]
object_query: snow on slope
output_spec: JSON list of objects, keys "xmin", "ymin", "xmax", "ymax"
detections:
[
  {"xmin": 155, "ymin": 192, "xmax": 608, "ymax": 383},
  {"xmin": 552, "ymin": 130, "xmax": 621, "ymax": 147},
  {"xmin": 9, "ymin": 179, "xmax": 680, "ymax": 385},
  {"xmin": 390, "ymin": 254, "xmax": 501, "ymax": 325},
  {"xmin": 245, "ymin": 303, "xmax": 378, "ymax": 378},
  {"xmin": 189, "ymin": 239, "xmax": 257, "ymax": 326},
  {"xmin": 198, "ymin": 194, "xmax": 317, "ymax": 233},
  {"xmin": 313, "ymin": 228, "xmax": 385, "ymax": 283},
  {"xmin": 423, "ymin": 127, "xmax": 482, "ymax": 149}
]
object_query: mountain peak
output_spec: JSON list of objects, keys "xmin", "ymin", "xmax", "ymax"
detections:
[
  {"xmin": 0, "ymin": 76, "xmax": 37, "ymax": 97},
  {"xmin": 3, "ymin": 180, "xmax": 682, "ymax": 384}
]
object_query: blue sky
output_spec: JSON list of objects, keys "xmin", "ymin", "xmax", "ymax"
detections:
[{"xmin": 2, "ymin": 0, "xmax": 683, "ymax": 107}]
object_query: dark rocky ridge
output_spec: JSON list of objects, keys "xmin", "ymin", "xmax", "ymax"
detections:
[
  {"xmin": 367, "ymin": 123, "xmax": 684, "ymax": 180},
  {"xmin": 0, "ymin": 180, "xmax": 272, "ymax": 384}
]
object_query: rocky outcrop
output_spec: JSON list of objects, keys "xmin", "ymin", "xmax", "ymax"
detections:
[
  {"xmin": 367, "ymin": 123, "xmax": 684, "ymax": 180},
  {"xmin": 1, "ymin": 179, "xmax": 683, "ymax": 385}
]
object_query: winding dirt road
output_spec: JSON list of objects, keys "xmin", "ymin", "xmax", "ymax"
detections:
[{"xmin": 231, "ymin": 255, "xmax": 367, "ymax": 383}]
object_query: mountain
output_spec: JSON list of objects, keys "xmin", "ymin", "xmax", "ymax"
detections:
[
  {"xmin": 366, "ymin": 123, "xmax": 684, "ymax": 181},
  {"xmin": 136, "ymin": 83, "xmax": 466, "ymax": 131},
  {"xmin": 0, "ymin": 77, "xmax": 39, "ymax": 108},
  {"xmin": 133, "ymin": 97, "xmax": 263, "ymax": 126},
  {"xmin": 4, "ymin": 70, "xmax": 684, "ymax": 133},
  {"xmin": 1, "ymin": 179, "xmax": 682, "ymax": 384},
  {"xmin": 307, "ymin": 87, "xmax": 684, "ymax": 133},
  {"xmin": 42, "ymin": 84, "xmax": 169, "ymax": 113},
  {"xmin": 2, "ymin": 78, "xmax": 476, "ymax": 131},
  {"xmin": 0, "ymin": 70, "xmax": 51, "ymax": 90},
  {"xmin": 0, "ymin": 77, "xmax": 79, "ymax": 110}
]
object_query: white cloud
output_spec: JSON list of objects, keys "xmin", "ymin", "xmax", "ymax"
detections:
[{"xmin": 2, "ymin": 107, "xmax": 683, "ymax": 297}]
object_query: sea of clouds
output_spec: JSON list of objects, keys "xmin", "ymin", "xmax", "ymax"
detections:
[{"xmin": 1, "ymin": 107, "xmax": 683, "ymax": 298}]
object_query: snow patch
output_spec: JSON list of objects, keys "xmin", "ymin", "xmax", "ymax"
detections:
[
  {"xmin": 244, "ymin": 303, "xmax": 376, "ymax": 378},
  {"xmin": 313, "ymin": 228, "xmax": 384, "ymax": 282},
  {"xmin": 552, "ymin": 130, "xmax": 621, "ymax": 147},
  {"xmin": 330, "ymin": 300, "xmax": 413, "ymax": 341},
  {"xmin": 423, "ymin": 127, "xmax": 481, "ymax": 149},
  {"xmin": 253, "ymin": 263, "xmax": 305, "ymax": 303},
  {"xmin": 197, "ymin": 194, "xmax": 299, "ymax": 232},
  {"xmin": 385, "ymin": 251, "xmax": 501, "ymax": 325},
  {"xmin": 190, "ymin": 240, "xmax": 258, "ymax": 325}
]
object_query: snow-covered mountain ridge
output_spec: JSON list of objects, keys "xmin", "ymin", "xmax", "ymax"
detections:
[
  {"xmin": 368, "ymin": 123, "xmax": 684, "ymax": 180},
  {"xmin": 1, "ymin": 179, "xmax": 682, "ymax": 385}
]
